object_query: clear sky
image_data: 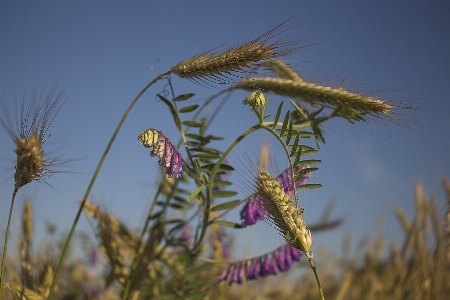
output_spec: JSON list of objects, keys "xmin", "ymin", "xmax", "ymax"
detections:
[{"xmin": 1, "ymin": 1, "xmax": 450, "ymax": 265}]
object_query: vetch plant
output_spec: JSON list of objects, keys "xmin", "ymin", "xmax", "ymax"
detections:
[{"xmin": 1, "ymin": 16, "xmax": 424, "ymax": 300}]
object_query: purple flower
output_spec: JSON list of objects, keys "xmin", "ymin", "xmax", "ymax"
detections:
[
  {"xmin": 217, "ymin": 266, "xmax": 231, "ymax": 284},
  {"xmin": 240, "ymin": 194, "xmax": 267, "ymax": 227},
  {"xmin": 279, "ymin": 165, "xmax": 311, "ymax": 194},
  {"xmin": 138, "ymin": 129, "xmax": 183, "ymax": 178},
  {"xmin": 217, "ymin": 243, "xmax": 302, "ymax": 285},
  {"xmin": 274, "ymin": 247, "xmax": 288, "ymax": 272},
  {"xmin": 288, "ymin": 244, "xmax": 302, "ymax": 262},
  {"xmin": 229, "ymin": 265, "xmax": 238, "ymax": 286},
  {"xmin": 247, "ymin": 259, "xmax": 260, "ymax": 281},
  {"xmin": 260, "ymin": 255, "xmax": 277, "ymax": 277}
]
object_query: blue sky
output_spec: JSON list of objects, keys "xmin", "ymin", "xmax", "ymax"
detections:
[{"xmin": 1, "ymin": 1, "xmax": 450, "ymax": 268}]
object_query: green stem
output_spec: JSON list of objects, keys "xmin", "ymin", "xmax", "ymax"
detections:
[
  {"xmin": 191, "ymin": 124, "xmax": 260, "ymax": 253},
  {"xmin": 309, "ymin": 257, "xmax": 325, "ymax": 300},
  {"xmin": 121, "ymin": 174, "xmax": 178, "ymax": 300},
  {"xmin": 0, "ymin": 188, "xmax": 18, "ymax": 300},
  {"xmin": 46, "ymin": 73, "xmax": 168, "ymax": 300}
]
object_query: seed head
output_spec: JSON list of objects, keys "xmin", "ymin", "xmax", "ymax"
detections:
[
  {"xmin": 235, "ymin": 77, "xmax": 396, "ymax": 115},
  {"xmin": 169, "ymin": 17, "xmax": 305, "ymax": 85},
  {"xmin": 256, "ymin": 168, "xmax": 312, "ymax": 257},
  {"xmin": 0, "ymin": 88, "xmax": 66, "ymax": 191}
]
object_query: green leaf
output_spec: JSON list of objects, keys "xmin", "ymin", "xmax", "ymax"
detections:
[
  {"xmin": 298, "ymin": 183, "xmax": 323, "ymax": 189},
  {"xmin": 294, "ymin": 167, "xmax": 318, "ymax": 183},
  {"xmin": 298, "ymin": 131, "xmax": 315, "ymax": 138},
  {"xmin": 299, "ymin": 145, "xmax": 318, "ymax": 156},
  {"xmin": 186, "ymin": 185, "xmax": 204, "ymax": 203},
  {"xmin": 205, "ymin": 134, "xmax": 225, "ymax": 141},
  {"xmin": 191, "ymin": 153, "xmax": 221, "ymax": 160},
  {"xmin": 186, "ymin": 263, "xmax": 214, "ymax": 276},
  {"xmin": 293, "ymin": 145, "xmax": 302, "ymax": 166},
  {"xmin": 173, "ymin": 93, "xmax": 195, "ymax": 101},
  {"xmin": 180, "ymin": 104, "xmax": 199, "ymax": 113},
  {"xmin": 185, "ymin": 141, "xmax": 201, "ymax": 147},
  {"xmin": 201, "ymin": 163, "xmax": 234, "ymax": 172},
  {"xmin": 150, "ymin": 211, "xmax": 163, "ymax": 219},
  {"xmin": 184, "ymin": 277, "xmax": 211, "ymax": 290},
  {"xmin": 183, "ymin": 120, "xmax": 204, "ymax": 127},
  {"xmin": 189, "ymin": 147, "xmax": 221, "ymax": 154},
  {"xmin": 297, "ymin": 159, "xmax": 322, "ymax": 166},
  {"xmin": 211, "ymin": 200, "xmax": 240, "ymax": 212},
  {"xmin": 169, "ymin": 203, "xmax": 184, "ymax": 209},
  {"xmin": 173, "ymin": 195, "xmax": 188, "ymax": 203},
  {"xmin": 212, "ymin": 179, "xmax": 232, "ymax": 187},
  {"xmin": 194, "ymin": 159, "xmax": 201, "ymax": 175},
  {"xmin": 290, "ymin": 133, "xmax": 300, "ymax": 157},
  {"xmin": 285, "ymin": 119, "xmax": 293, "ymax": 145},
  {"xmin": 157, "ymin": 94, "xmax": 172, "ymax": 107},
  {"xmin": 212, "ymin": 190, "xmax": 238, "ymax": 198},
  {"xmin": 211, "ymin": 220, "xmax": 243, "ymax": 228},
  {"xmin": 272, "ymin": 102, "xmax": 283, "ymax": 128},
  {"xmin": 280, "ymin": 110, "xmax": 290, "ymax": 136},
  {"xmin": 186, "ymin": 133, "xmax": 210, "ymax": 143},
  {"xmin": 309, "ymin": 106, "xmax": 325, "ymax": 119}
]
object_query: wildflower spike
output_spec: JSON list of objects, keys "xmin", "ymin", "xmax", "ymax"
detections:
[
  {"xmin": 138, "ymin": 128, "xmax": 183, "ymax": 178},
  {"xmin": 217, "ymin": 244, "xmax": 302, "ymax": 285}
]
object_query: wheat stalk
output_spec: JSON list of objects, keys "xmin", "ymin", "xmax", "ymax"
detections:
[{"xmin": 169, "ymin": 17, "xmax": 304, "ymax": 83}]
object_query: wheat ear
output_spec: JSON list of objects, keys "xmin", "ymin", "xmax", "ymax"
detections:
[
  {"xmin": 262, "ymin": 59, "xmax": 303, "ymax": 81},
  {"xmin": 235, "ymin": 77, "xmax": 397, "ymax": 114},
  {"xmin": 256, "ymin": 168, "xmax": 312, "ymax": 257},
  {"xmin": 169, "ymin": 17, "xmax": 304, "ymax": 83}
]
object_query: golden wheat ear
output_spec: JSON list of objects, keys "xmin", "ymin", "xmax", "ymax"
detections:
[
  {"xmin": 235, "ymin": 77, "xmax": 425, "ymax": 129},
  {"xmin": 0, "ymin": 88, "xmax": 67, "ymax": 190},
  {"xmin": 169, "ymin": 16, "xmax": 308, "ymax": 86},
  {"xmin": 256, "ymin": 168, "xmax": 313, "ymax": 258}
]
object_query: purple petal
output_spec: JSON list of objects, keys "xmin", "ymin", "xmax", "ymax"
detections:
[
  {"xmin": 275, "ymin": 248, "xmax": 288, "ymax": 272},
  {"xmin": 229, "ymin": 264, "xmax": 238, "ymax": 286},
  {"xmin": 288, "ymin": 245, "xmax": 302, "ymax": 262},
  {"xmin": 237, "ymin": 263, "xmax": 246, "ymax": 285},
  {"xmin": 217, "ymin": 265, "xmax": 231, "ymax": 284}
]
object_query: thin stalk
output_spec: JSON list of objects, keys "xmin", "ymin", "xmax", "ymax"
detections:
[
  {"xmin": 191, "ymin": 124, "xmax": 260, "ymax": 253},
  {"xmin": 0, "ymin": 189, "xmax": 18, "ymax": 300},
  {"xmin": 46, "ymin": 73, "xmax": 168, "ymax": 300},
  {"xmin": 121, "ymin": 175, "xmax": 178, "ymax": 300},
  {"xmin": 309, "ymin": 257, "xmax": 325, "ymax": 300}
]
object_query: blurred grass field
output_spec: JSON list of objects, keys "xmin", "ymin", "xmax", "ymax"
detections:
[{"xmin": 3, "ymin": 178, "xmax": 449, "ymax": 300}]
